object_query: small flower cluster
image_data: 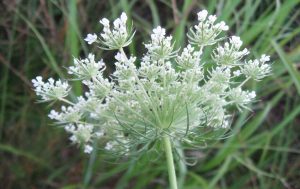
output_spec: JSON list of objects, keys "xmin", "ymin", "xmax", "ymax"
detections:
[
  {"xmin": 144, "ymin": 26, "xmax": 176, "ymax": 60},
  {"xmin": 68, "ymin": 53, "xmax": 105, "ymax": 80},
  {"xmin": 32, "ymin": 76, "xmax": 70, "ymax": 102},
  {"xmin": 33, "ymin": 11, "xmax": 271, "ymax": 154},
  {"xmin": 212, "ymin": 36, "xmax": 249, "ymax": 66},
  {"xmin": 241, "ymin": 54, "xmax": 271, "ymax": 80},
  {"xmin": 84, "ymin": 12, "xmax": 135, "ymax": 50},
  {"xmin": 188, "ymin": 10, "xmax": 229, "ymax": 46}
]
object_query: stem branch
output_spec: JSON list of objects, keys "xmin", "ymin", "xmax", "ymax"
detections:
[
  {"xmin": 163, "ymin": 135, "xmax": 178, "ymax": 189},
  {"xmin": 59, "ymin": 98, "xmax": 75, "ymax": 105}
]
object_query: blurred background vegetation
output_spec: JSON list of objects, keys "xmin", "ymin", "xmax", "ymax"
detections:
[{"xmin": 1, "ymin": 0, "xmax": 300, "ymax": 188}]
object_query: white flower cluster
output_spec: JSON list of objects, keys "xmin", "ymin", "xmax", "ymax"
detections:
[
  {"xmin": 32, "ymin": 76, "xmax": 70, "ymax": 102},
  {"xmin": 64, "ymin": 123, "xmax": 99, "ymax": 154},
  {"xmin": 33, "ymin": 11, "xmax": 271, "ymax": 154},
  {"xmin": 176, "ymin": 44, "xmax": 202, "ymax": 70},
  {"xmin": 144, "ymin": 26, "xmax": 176, "ymax": 61},
  {"xmin": 188, "ymin": 10, "xmax": 229, "ymax": 46},
  {"xmin": 68, "ymin": 53, "xmax": 105, "ymax": 80},
  {"xmin": 241, "ymin": 54, "xmax": 271, "ymax": 80},
  {"xmin": 48, "ymin": 106, "xmax": 82, "ymax": 124},
  {"xmin": 84, "ymin": 12, "xmax": 135, "ymax": 50},
  {"xmin": 228, "ymin": 87, "xmax": 256, "ymax": 111},
  {"xmin": 212, "ymin": 36, "xmax": 249, "ymax": 66}
]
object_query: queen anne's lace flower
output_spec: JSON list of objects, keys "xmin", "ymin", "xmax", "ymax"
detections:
[
  {"xmin": 212, "ymin": 36, "xmax": 249, "ymax": 66},
  {"xmin": 48, "ymin": 106, "xmax": 82, "ymax": 124},
  {"xmin": 32, "ymin": 11, "xmax": 271, "ymax": 154},
  {"xmin": 228, "ymin": 87, "xmax": 256, "ymax": 111},
  {"xmin": 97, "ymin": 12, "xmax": 135, "ymax": 50},
  {"xmin": 176, "ymin": 44, "xmax": 202, "ymax": 70},
  {"xmin": 68, "ymin": 53, "xmax": 105, "ymax": 80},
  {"xmin": 188, "ymin": 10, "xmax": 229, "ymax": 46},
  {"xmin": 241, "ymin": 54, "xmax": 271, "ymax": 81},
  {"xmin": 144, "ymin": 26, "xmax": 176, "ymax": 61},
  {"xmin": 32, "ymin": 76, "xmax": 70, "ymax": 102},
  {"xmin": 83, "ymin": 76, "xmax": 113, "ymax": 99}
]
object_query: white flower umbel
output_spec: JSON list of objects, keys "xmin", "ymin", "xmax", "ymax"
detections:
[
  {"xmin": 97, "ymin": 12, "xmax": 135, "ymax": 50},
  {"xmin": 144, "ymin": 26, "xmax": 176, "ymax": 61},
  {"xmin": 241, "ymin": 54, "xmax": 272, "ymax": 81},
  {"xmin": 33, "ymin": 11, "xmax": 272, "ymax": 189},
  {"xmin": 212, "ymin": 36, "xmax": 249, "ymax": 66},
  {"xmin": 176, "ymin": 44, "xmax": 202, "ymax": 70},
  {"xmin": 68, "ymin": 53, "xmax": 105, "ymax": 80},
  {"xmin": 48, "ymin": 106, "xmax": 82, "ymax": 124},
  {"xmin": 188, "ymin": 10, "xmax": 229, "ymax": 47},
  {"xmin": 32, "ymin": 76, "xmax": 70, "ymax": 102},
  {"xmin": 228, "ymin": 87, "xmax": 256, "ymax": 111},
  {"xmin": 83, "ymin": 76, "xmax": 113, "ymax": 100}
]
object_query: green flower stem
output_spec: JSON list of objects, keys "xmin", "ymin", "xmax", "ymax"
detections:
[
  {"xmin": 163, "ymin": 134, "xmax": 178, "ymax": 189},
  {"xmin": 58, "ymin": 98, "xmax": 75, "ymax": 105}
]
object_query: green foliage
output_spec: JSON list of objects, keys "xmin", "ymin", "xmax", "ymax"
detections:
[{"xmin": 0, "ymin": 0, "xmax": 299, "ymax": 188}]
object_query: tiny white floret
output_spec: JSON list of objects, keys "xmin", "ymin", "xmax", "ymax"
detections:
[
  {"xmin": 84, "ymin": 145, "xmax": 93, "ymax": 154},
  {"xmin": 84, "ymin": 33, "xmax": 97, "ymax": 44},
  {"xmin": 197, "ymin": 10, "xmax": 208, "ymax": 21}
]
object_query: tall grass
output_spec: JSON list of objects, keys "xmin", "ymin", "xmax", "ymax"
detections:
[{"xmin": 0, "ymin": 0, "xmax": 299, "ymax": 188}]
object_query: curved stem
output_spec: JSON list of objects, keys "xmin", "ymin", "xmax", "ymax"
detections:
[
  {"xmin": 176, "ymin": 142, "xmax": 187, "ymax": 188},
  {"xmin": 163, "ymin": 135, "xmax": 178, "ymax": 189},
  {"xmin": 238, "ymin": 77, "xmax": 250, "ymax": 88},
  {"xmin": 59, "ymin": 98, "xmax": 75, "ymax": 105}
]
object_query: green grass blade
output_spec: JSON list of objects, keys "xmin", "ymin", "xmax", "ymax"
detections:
[
  {"xmin": 16, "ymin": 11, "xmax": 64, "ymax": 78},
  {"xmin": 272, "ymin": 40, "xmax": 300, "ymax": 95},
  {"xmin": 66, "ymin": 1, "xmax": 81, "ymax": 95}
]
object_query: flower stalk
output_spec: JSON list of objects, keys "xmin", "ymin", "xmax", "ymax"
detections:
[{"xmin": 163, "ymin": 134, "xmax": 178, "ymax": 189}]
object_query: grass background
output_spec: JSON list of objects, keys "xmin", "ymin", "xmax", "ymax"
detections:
[{"xmin": 1, "ymin": 0, "xmax": 300, "ymax": 188}]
